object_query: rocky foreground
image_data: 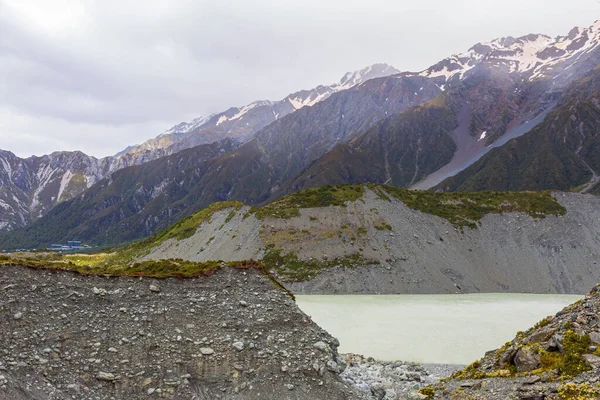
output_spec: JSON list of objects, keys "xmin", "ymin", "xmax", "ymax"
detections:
[
  {"xmin": 0, "ymin": 264, "xmax": 366, "ymax": 400},
  {"xmin": 428, "ymin": 284, "xmax": 600, "ymax": 399}
]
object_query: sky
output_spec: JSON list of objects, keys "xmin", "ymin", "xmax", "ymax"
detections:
[{"xmin": 1, "ymin": 0, "xmax": 599, "ymax": 158}]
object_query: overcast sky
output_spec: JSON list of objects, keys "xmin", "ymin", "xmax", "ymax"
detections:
[{"xmin": 1, "ymin": 0, "xmax": 599, "ymax": 158}]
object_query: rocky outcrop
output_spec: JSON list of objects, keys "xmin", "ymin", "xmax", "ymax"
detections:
[
  {"xmin": 426, "ymin": 284, "xmax": 600, "ymax": 399},
  {"xmin": 0, "ymin": 264, "xmax": 360, "ymax": 400}
]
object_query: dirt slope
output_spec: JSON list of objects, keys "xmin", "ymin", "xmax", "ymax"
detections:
[{"xmin": 142, "ymin": 188, "xmax": 600, "ymax": 295}]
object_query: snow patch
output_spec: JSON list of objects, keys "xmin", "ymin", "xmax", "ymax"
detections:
[
  {"xmin": 216, "ymin": 115, "xmax": 229, "ymax": 126},
  {"xmin": 57, "ymin": 170, "xmax": 74, "ymax": 202},
  {"xmin": 478, "ymin": 131, "xmax": 487, "ymax": 141}
]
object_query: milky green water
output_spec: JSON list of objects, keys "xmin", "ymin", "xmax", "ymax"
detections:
[{"xmin": 296, "ymin": 293, "xmax": 582, "ymax": 365}]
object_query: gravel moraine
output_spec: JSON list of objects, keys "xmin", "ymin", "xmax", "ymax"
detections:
[
  {"xmin": 341, "ymin": 354, "xmax": 461, "ymax": 400},
  {"xmin": 0, "ymin": 264, "xmax": 364, "ymax": 400}
]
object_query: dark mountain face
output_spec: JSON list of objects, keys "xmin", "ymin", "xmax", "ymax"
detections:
[
  {"xmin": 282, "ymin": 66, "xmax": 559, "ymax": 193},
  {"xmin": 434, "ymin": 67, "xmax": 600, "ymax": 192}
]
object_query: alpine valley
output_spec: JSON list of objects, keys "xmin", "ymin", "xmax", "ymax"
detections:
[
  {"xmin": 5, "ymin": 16, "xmax": 600, "ymax": 400},
  {"xmin": 2, "ymin": 21, "xmax": 600, "ymax": 251}
]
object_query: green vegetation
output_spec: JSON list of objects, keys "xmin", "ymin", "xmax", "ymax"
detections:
[
  {"xmin": 374, "ymin": 221, "xmax": 392, "ymax": 231},
  {"xmin": 1, "ymin": 253, "xmax": 224, "ymax": 278},
  {"xmin": 0, "ymin": 254, "xmax": 295, "ymax": 299},
  {"xmin": 103, "ymin": 201, "xmax": 244, "ymax": 265},
  {"xmin": 378, "ymin": 185, "xmax": 566, "ymax": 229},
  {"xmin": 250, "ymin": 185, "xmax": 365, "ymax": 219},
  {"xmin": 247, "ymin": 183, "xmax": 565, "ymax": 230},
  {"xmin": 263, "ymin": 249, "xmax": 377, "ymax": 282},
  {"xmin": 554, "ymin": 331, "xmax": 592, "ymax": 377},
  {"xmin": 557, "ymin": 382, "xmax": 600, "ymax": 400},
  {"xmin": 225, "ymin": 210, "xmax": 237, "ymax": 223},
  {"xmin": 417, "ymin": 387, "xmax": 435, "ymax": 398},
  {"xmin": 453, "ymin": 329, "xmax": 594, "ymax": 382}
]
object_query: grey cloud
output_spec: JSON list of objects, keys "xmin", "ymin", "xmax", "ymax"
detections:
[{"xmin": 0, "ymin": 0, "xmax": 599, "ymax": 157}]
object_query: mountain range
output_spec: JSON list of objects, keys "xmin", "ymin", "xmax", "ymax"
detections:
[
  {"xmin": 0, "ymin": 63, "xmax": 399, "ymax": 232},
  {"xmin": 2, "ymin": 20, "xmax": 600, "ymax": 249}
]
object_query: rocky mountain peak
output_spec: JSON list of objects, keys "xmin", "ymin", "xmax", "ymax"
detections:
[
  {"xmin": 336, "ymin": 63, "xmax": 401, "ymax": 90},
  {"xmin": 420, "ymin": 20, "xmax": 600, "ymax": 84}
]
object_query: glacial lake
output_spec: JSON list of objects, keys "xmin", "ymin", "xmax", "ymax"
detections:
[{"xmin": 296, "ymin": 293, "xmax": 582, "ymax": 365}]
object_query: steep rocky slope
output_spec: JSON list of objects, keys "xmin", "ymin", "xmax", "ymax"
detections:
[
  {"xmin": 287, "ymin": 21, "xmax": 600, "ymax": 194},
  {"xmin": 426, "ymin": 284, "xmax": 600, "ymax": 399},
  {"xmin": 0, "ymin": 65, "xmax": 399, "ymax": 233},
  {"xmin": 0, "ymin": 76, "xmax": 441, "ymax": 248},
  {"xmin": 119, "ymin": 185, "xmax": 600, "ymax": 295},
  {"xmin": 0, "ymin": 140, "xmax": 237, "ymax": 233},
  {"xmin": 0, "ymin": 150, "xmax": 110, "ymax": 232},
  {"xmin": 118, "ymin": 63, "xmax": 401, "ymax": 164},
  {"xmin": 435, "ymin": 66, "xmax": 600, "ymax": 193},
  {"xmin": 0, "ymin": 264, "xmax": 362, "ymax": 400}
]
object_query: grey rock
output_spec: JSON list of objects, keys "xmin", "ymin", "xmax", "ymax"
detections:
[
  {"xmin": 96, "ymin": 372, "xmax": 117, "ymax": 381},
  {"xmin": 370, "ymin": 382, "xmax": 386, "ymax": 400},
  {"xmin": 232, "ymin": 341, "xmax": 245, "ymax": 351},
  {"xmin": 149, "ymin": 284, "xmax": 161, "ymax": 293},
  {"xmin": 199, "ymin": 347, "xmax": 214, "ymax": 355},
  {"xmin": 314, "ymin": 341, "xmax": 329, "ymax": 352},
  {"xmin": 514, "ymin": 347, "xmax": 541, "ymax": 373},
  {"xmin": 583, "ymin": 354, "xmax": 600, "ymax": 369}
]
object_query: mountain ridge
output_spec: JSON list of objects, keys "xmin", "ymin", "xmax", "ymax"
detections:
[{"xmin": 3, "ymin": 21, "xmax": 600, "ymax": 246}]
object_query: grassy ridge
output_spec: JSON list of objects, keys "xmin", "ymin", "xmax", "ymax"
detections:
[
  {"xmin": 377, "ymin": 185, "xmax": 566, "ymax": 229},
  {"xmin": 250, "ymin": 185, "xmax": 366, "ymax": 219},
  {"xmin": 251, "ymin": 184, "xmax": 566, "ymax": 229}
]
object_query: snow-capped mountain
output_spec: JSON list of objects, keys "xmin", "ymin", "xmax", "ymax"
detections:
[
  {"xmin": 115, "ymin": 63, "xmax": 401, "ymax": 165},
  {"xmin": 418, "ymin": 20, "xmax": 600, "ymax": 87}
]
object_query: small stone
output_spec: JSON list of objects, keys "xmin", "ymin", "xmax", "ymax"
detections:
[
  {"xmin": 147, "ymin": 388, "xmax": 156, "ymax": 395},
  {"xmin": 66, "ymin": 384, "xmax": 79, "ymax": 392},
  {"xmin": 583, "ymin": 354, "xmax": 600, "ymax": 369},
  {"xmin": 96, "ymin": 372, "xmax": 116, "ymax": 381},
  {"xmin": 523, "ymin": 375, "xmax": 541, "ymax": 385},
  {"xmin": 108, "ymin": 347, "xmax": 118, "ymax": 353},
  {"xmin": 370, "ymin": 383, "xmax": 386, "ymax": 400},
  {"xmin": 232, "ymin": 342, "xmax": 244, "ymax": 351},
  {"xmin": 13, "ymin": 312, "xmax": 22, "ymax": 320},
  {"xmin": 590, "ymin": 331, "xmax": 600, "ymax": 345},
  {"xmin": 149, "ymin": 285, "xmax": 161, "ymax": 293},
  {"xmin": 284, "ymin": 384, "xmax": 294, "ymax": 390},
  {"xmin": 199, "ymin": 348, "xmax": 214, "ymax": 355},
  {"xmin": 313, "ymin": 341, "xmax": 329, "ymax": 352},
  {"xmin": 239, "ymin": 300, "xmax": 248, "ymax": 307}
]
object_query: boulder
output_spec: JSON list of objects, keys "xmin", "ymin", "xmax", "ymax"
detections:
[
  {"xmin": 583, "ymin": 354, "xmax": 600, "ymax": 369},
  {"xmin": 370, "ymin": 382, "xmax": 386, "ymax": 400},
  {"xmin": 514, "ymin": 347, "xmax": 540, "ymax": 373}
]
